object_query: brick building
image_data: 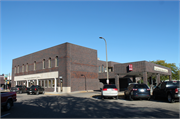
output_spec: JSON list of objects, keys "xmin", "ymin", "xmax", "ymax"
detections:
[{"xmin": 12, "ymin": 42, "xmax": 172, "ymax": 92}]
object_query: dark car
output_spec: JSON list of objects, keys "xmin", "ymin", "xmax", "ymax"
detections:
[
  {"xmin": 10, "ymin": 85, "xmax": 27, "ymax": 94},
  {"xmin": 27, "ymin": 85, "xmax": 44, "ymax": 95},
  {"xmin": 153, "ymin": 80, "xmax": 180, "ymax": 103},
  {"xmin": 124, "ymin": 84, "xmax": 151, "ymax": 100}
]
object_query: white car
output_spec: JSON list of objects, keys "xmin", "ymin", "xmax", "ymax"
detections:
[{"xmin": 101, "ymin": 84, "xmax": 118, "ymax": 100}]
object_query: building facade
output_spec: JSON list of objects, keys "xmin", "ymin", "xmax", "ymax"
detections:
[
  {"xmin": 12, "ymin": 42, "xmax": 172, "ymax": 92},
  {"xmin": 12, "ymin": 43, "xmax": 99, "ymax": 92}
]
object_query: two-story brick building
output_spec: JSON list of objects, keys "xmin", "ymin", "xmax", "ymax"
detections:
[{"xmin": 12, "ymin": 42, "xmax": 172, "ymax": 92}]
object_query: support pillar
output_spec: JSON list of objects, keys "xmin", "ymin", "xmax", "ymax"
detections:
[
  {"xmin": 40, "ymin": 80, "xmax": 42, "ymax": 86},
  {"xmin": 143, "ymin": 72, "xmax": 147, "ymax": 85},
  {"xmin": 27, "ymin": 80, "xmax": 29, "ymax": 87},
  {"xmin": 156, "ymin": 74, "xmax": 160, "ymax": 85},
  {"xmin": 115, "ymin": 75, "xmax": 119, "ymax": 91},
  {"xmin": 16, "ymin": 81, "xmax": 17, "ymax": 85},
  {"xmin": 133, "ymin": 76, "xmax": 136, "ymax": 82},
  {"xmin": 54, "ymin": 78, "xmax": 57, "ymax": 92},
  {"xmin": 51, "ymin": 80, "xmax": 53, "ymax": 88},
  {"xmin": 44, "ymin": 80, "xmax": 45, "ymax": 88},
  {"xmin": 37, "ymin": 79, "xmax": 39, "ymax": 85},
  {"xmin": 169, "ymin": 75, "xmax": 172, "ymax": 81}
]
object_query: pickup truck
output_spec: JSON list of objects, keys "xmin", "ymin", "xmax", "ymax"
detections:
[
  {"xmin": 153, "ymin": 80, "xmax": 180, "ymax": 103},
  {"xmin": 27, "ymin": 85, "xmax": 45, "ymax": 95},
  {"xmin": 1, "ymin": 92, "xmax": 17, "ymax": 111},
  {"xmin": 10, "ymin": 85, "xmax": 27, "ymax": 94}
]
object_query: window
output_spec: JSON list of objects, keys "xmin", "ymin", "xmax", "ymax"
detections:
[
  {"xmin": 48, "ymin": 58, "xmax": 51, "ymax": 68},
  {"xmin": 99, "ymin": 66, "xmax": 101, "ymax": 73},
  {"xmin": 17, "ymin": 65, "xmax": 19, "ymax": 73},
  {"xmin": 34, "ymin": 61, "xmax": 36, "ymax": 71},
  {"xmin": 55, "ymin": 56, "xmax": 58, "ymax": 67},
  {"xmin": 104, "ymin": 67, "xmax": 107, "ymax": 72},
  {"xmin": 43, "ymin": 59, "xmax": 45, "ymax": 69},
  {"xmin": 14, "ymin": 66, "xmax": 16, "ymax": 74},
  {"xmin": 102, "ymin": 65, "xmax": 104, "ymax": 72},
  {"xmin": 22, "ymin": 64, "xmax": 24, "ymax": 72},
  {"xmin": 26, "ymin": 63, "xmax": 28, "ymax": 72}
]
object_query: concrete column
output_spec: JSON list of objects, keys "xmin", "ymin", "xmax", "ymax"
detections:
[
  {"xmin": 143, "ymin": 72, "xmax": 147, "ymax": 85},
  {"xmin": 27, "ymin": 80, "xmax": 29, "ymax": 87},
  {"xmin": 169, "ymin": 75, "xmax": 172, "ymax": 81},
  {"xmin": 51, "ymin": 80, "xmax": 53, "ymax": 88},
  {"xmin": 40, "ymin": 80, "xmax": 42, "ymax": 86},
  {"xmin": 16, "ymin": 81, "xmax": 17, "ymax": 85},
  {"xmin": 54, "ymin": 78, "xmax": 57, "ymax": 92},
  {"xmin": 44, "ymin": 80, "xmax": 45, "ymax": 88},
  {"xmin": 156, "ymin": 74, "xmax": 160, "ymax": 85},
  {"xmin": 47, "ymin": 80, "xmax": 49, "ymax": 88},
  {"xmin": 37, "ymin": 79, "xmax": 39, "ymax": 85},
  {"xmin": 115, "ymin": 75, "xmax": 119, "ymax": 91}
]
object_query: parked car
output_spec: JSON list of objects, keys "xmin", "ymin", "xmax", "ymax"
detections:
[
  {"xmin": 10, "ymin": 85, "xmax": 27, "ymax": 94},
  {"xmin": 153, "ymin": 80, "xmax": 180, "ymax": 103},
  {"xmin": 27, "ymin": 85, "xmax": 44, "ymax": 95},
  {"xmin": 124, "ymin": 84, "xmax": 150, "ymax": 100},
  {"xmin": 1, "ymin": 92, "xmax": 17, "ymax": 111},
  {"xmin": 101, "ymin": 84, "xmax": 118, "ymax": 100}
]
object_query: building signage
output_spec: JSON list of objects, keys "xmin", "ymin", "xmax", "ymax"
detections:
[
  {"xmin": 129, "ymin": 64, "xmax": 133, "ymax": 71},
  {"xmin": 154, "ymin": 66, "xmax": 168, "ymax": 73}
]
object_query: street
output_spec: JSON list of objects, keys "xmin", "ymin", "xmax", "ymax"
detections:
[{"xmin": 1, "ymin": 91, "xmax": 180, "ymax": 118}]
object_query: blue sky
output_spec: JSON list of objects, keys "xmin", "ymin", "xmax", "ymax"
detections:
[{"xmin": 0, "ymin": 1, "xmax": 179, "ymax": 75}]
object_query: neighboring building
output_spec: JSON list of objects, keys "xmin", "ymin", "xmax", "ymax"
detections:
[
  {"xmin": 0, "ymin": 74, "xmax": 5, "ymax": 87},
  {"xmin": 12, "ymin": 42, "xmax": 172, "ymax": 92}
]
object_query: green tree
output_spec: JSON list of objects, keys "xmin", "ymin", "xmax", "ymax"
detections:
[{"xmin": 150, "ymin": 60, "xmax": 180, "ymax": 81}]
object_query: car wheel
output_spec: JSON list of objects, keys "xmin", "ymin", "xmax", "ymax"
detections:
[
  {"xmin": 101, "ymin": 96, "xmax": 104, "ymax": 100},
  {"xmin": 129, "ymin": 94, "xmax": 133, "ymax": 101},
  {"xmin": 124, "ymin": 94, "xmax": 127, "ymax": 100},
  {"xmin": 36, "ymin": 91, "xmax": 39, "ymax": 95},
  {"xmin": 167, "ymin": 94, "xmax": 175, "ymax": 103},
  {"xmin": 27, "ymin": 93, "xmax": 30, "ymax": 95},
  {"xmin": 116, "ymin": 96, "xmax": 118, "ymax": 100},
  {"xmin": 4, "ymin": 100, "xmax": 12, "ymax": 111}
]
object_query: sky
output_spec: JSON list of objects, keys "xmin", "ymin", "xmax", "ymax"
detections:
[{"xmin": 0, "ymin": 0, "xmax": 179, "ymax": 75}]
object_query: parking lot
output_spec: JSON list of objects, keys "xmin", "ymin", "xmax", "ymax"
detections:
[{"xmin": 1, "ymin": 91, "xmax": 180, "ymax": 118}]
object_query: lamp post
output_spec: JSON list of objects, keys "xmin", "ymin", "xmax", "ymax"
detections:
[
  {"xmin": 99, "ymin": 37, "xmax": 109, "ymax": 84},
  {"xmin": 81, "ymin": 74, "xmax": 86, "ymax": 91}
]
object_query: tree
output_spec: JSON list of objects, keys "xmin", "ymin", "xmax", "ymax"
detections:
[{"xmin": 150, "ymin": 60, "xmax": 180, "ymax": 81}]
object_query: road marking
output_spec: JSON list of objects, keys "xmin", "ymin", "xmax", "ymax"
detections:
[{"xmin": 1, "ymin": 113, "xmax": 10, "ymax": 118}]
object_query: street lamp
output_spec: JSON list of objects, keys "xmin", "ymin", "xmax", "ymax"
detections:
[
  {"xmin": 99, "ymin": 37, "xmax": 109, "ymax": 84},
  {"xmin": 81, "ymin": 74, "xmax": 86, "ymax": 91}
]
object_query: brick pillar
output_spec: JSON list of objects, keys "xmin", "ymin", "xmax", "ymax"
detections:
[
  {"xmin": 115, "ymin": 75, "xmax": 119, "ymax": 91},
  {"xmin": 156, "ymin": 74, "xmax": 160, "ymax": 85},
  {"xmin": 143, "ymin": 72, "xmax": 147, "ymax": 85}
]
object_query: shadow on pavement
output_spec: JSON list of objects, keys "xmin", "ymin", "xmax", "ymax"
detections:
[{"xmin": 2, "ymin": 95, "xmax": 179, "ymax": 118}]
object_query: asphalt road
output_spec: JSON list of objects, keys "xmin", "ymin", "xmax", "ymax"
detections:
[{"xmin": 1, "ymin": 91, "xmax": 180, "ymax": 118}]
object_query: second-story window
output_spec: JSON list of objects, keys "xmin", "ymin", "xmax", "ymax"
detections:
[
  {"xmin": 48, "ymin": 58, "xmax": 51, "ymax": 68},
  {"xmin": 14, "ymin": 66, "xmax": 16, "ymax": 74},
  {"xmin": 99, "ymin": 66, "xmax": 101, "ymax": 73},
  {"xmin": 22, "ymin": 64, "xmax": 24, "ymax": 72},
  {"xmin": 55, "ymin": 56, "xmax": 58, "ymax": 67},
  {"xmin": 43, "ymin": 59, "xmax": 45, "ymax": 69},
  {"xmin": 26, "ymin": 63, "xmax": 28, "ymax": 72},
  {"xmin": 102, "ymin": 65, "xmax": 104, "ymax": 72},
  {"xmin": 17, "ymin": 65, "xmax": 19, "ymax": 73},
  {"xmin": 34, "ymin": 61, "xmax": 36, "ymax": 71}
]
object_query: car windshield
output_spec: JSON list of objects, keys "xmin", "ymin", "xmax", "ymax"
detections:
[
  {"xmin": 15, "ymin": 85, "xmax": 22, "ymax": 87},
  {"xmin": 167, "ymin": 81, "xmax": 179, "ymax": 87},
  {"xmin": 30, "ymin": 85, "xmax": 38, "ymax": 88},
  {"xmin": 103, "ymin": 85, "xmax": 117, "ymax": 88},
  {"xmin": 134, "ymin": 84, "xmax": 148, "ymax": 88}
]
